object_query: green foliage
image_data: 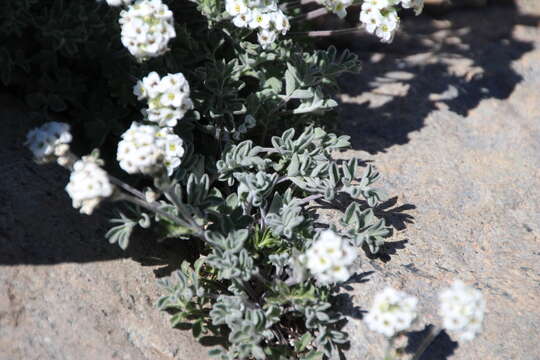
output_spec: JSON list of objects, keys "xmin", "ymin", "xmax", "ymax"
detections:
[
  {"xmin": 151, "ymin": 125, "xmax": 391, "ymax": 359},
  {"xmin": 19, "ymin": 1, "xmax": 398, "ymax": 359}
]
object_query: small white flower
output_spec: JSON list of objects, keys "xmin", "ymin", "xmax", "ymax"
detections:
[
  {"xmin": 315, "ymin": 0, "xmax": 353, "ymax": 18},
  {"xmin": 233, "ymin": 12, "xmax": 253, "ymax": 28},
  {"xmin": 250, "ymin": 10, "xmax": 271, "ymax": 29},
  {"xmin": 226, "ymin": 0, "xmax": 248, "ymax": 16},
  {"xmin": 360, "ymin": 7, "xmax": 383, "ymax": 33},
  {"xmin": 333, "ymin": 2, "xmax": 348, "ymax": 19},
  {"xmin": 25, "ymin": 122, "xmax": 72, "ymax": 164},
  {"xmin": 271, "ymin": 11, "xmax": 290, "ymax": 34},
  {"xmin": 365, "ymin": 287, "xmax": 418, "ymax": 337},
  {"xmin": 157, "ymin": 127, "xmax": 185, "ymax": 175},
  {"xmin": 66, "ymin": 156, "xmax": 113, "ymax": 215},
  {"xmin": 100, "ymin": 0, "xmax": 133, "ymax": 6},
  {"xmin": 257, "ymin": 29, "xmax": 277, "ymax": 49},
  {"xmin": 375, "ymin": 22, "xmax": 395, "ymax": 42},
  {"xmin": 119, "ymin": 0, "xmax": 176, "ymax": 60},
  {"xmin": 439, "ymin": 280, "xmax": 485, "ymax": 341},
  {"xmin": 401, "ymin": 0, "xmax": 424, "ymax": 15},
  {"xmin": 304, "ymin": 230, "xmax": 357, "ymax": 284},
  {"xmin": 364, "ymin": 0, "xmax": 392, "ymax": 10}
]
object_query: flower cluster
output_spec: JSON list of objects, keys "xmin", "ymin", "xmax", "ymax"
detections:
[
  {"xmin": 133, "ymin": 72, "xmax": 193, "ymax": 127},
  {"xmin": 225, "ymin": 0, "xmax": 290, "ymax": 49},
  {"xmin": 316, "ymin": 0, "xmax": 353, "ymax": 19},
  {"xmin": 119, "ymin": 0, "xmax": 176, "ymax": 60},
  {"xmin": 360, "ymin": 0, "xmax": 424, "ymax": 43},
  {"xmin": 364, "ymin": 287, "xmax": 418, "ymax": 337},
  {"xmin": 117, "ymin": 122, "xmax": 184, "ymax": 176},
  {"xmin": 25, "ymin": 122, "xmax": 72, "ymax": 164},
  {"xmin": 303, "ymin": 230, "xmax": 357, "ymax": 284},
  {"xmin": 439, "ymin": 280, "xmax": 485, "ymax": 341},
  {"xmin": 66, "ymin": 156, "xmax": 114, "ymax": 215}
]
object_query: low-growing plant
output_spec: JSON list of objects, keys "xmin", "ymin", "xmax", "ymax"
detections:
[{"xmin": 23, "ymin": 0, "xmax": 485, "ymax": 359}]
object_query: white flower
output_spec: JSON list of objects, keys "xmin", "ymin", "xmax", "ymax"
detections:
[
  {"xmin": 233, "ymin": 12, "xmax": 253, "ymax": 27},
  {"xmin": 249, "ymin": 10, "xmax": 271, "ymax": 29},
  {"xmin": 360, "ymin": 8, "xmax": 382, "ymax": 33},
  {"xmin": 226, "ymin": 0, "xmax": 248, "ymax": 16},
  {"xmin": 401, "ymin": 0, "xmax": 424, "ymax": 15},
  {"xmin": 304, "ymin": 230, "xmax": 357, "ymax": 284},
  {"xmin": 134, "ymin": 72, "xmax": 193, "ymax": 127},
  {"xmin": 333, "ymin": 2, "xmax": 348, "ymax": 19},
  {"xmin": 119, "ymin": 0, "xmax": 176, "ymax": 60},
  {"xmin": 99, "ymin": 0, "xmax": 133, "ymax": 6},
  {"xmin": 365, "ymin": 287, "xmax": 418, "ymax": 337},
  {"xmin": 376, "ymin": 22, "xmax": 395, "ymax": 43},
  {"xmin": 156, "ymin": 127, "xmax": 185, "ymax": 175},
  {"xmin": 363, "ymin": 0, "xmax": 393, "ymax": 10},
  {"xmin": 25, "ymin": 122, "xmax": 72, "ymax": 164},
  {"xmin": 439, "ymin": 280, "xmax": 485, "ymax": 341},
  {"xmin": 134, "ymin": 71, "xmax": 161, "ymax": 100},
  {"xmin": 315, "ymin": 0, "xmax": 353, "ymax": 18},
  {"xmin": 272, "ymin": 10, "xmax": 290, "ymax": 34},
  {"xmin": 117, "ymin": 122, "xmax": 184, "ymax": 175},
  {"xmin": 257, "ymin": 29, "xmax": 277, "ymax": 49},
  {"xmin": 65, "ymin": 156, "xmax": 113, "ymax": 215}
]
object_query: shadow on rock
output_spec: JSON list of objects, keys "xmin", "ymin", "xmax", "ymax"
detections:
[
  {"xmin": 365, "ymin": 239, "xmax": 409, "ymax": 263},
  {"xmin": 338, "ymin": 1, "xmax": 540, "ymax": 153},
  {"xmin": 311, "ymin": 193, "xmax": 416, "ymax": 261},
  {"xmin": 405, "ymin": 325, "xmax": 459, "ymax": 360}
]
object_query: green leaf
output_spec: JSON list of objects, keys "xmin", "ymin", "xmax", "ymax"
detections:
[
  {"xmin": 295, "ymin": 332, "xmax": 313, "ymax": 352},
  {"xmin": 192, "ymin": 319, "xmax": 203, "ymax": 338},
  {"xmin": 265, "ymin": 77, "xmax": 282, "ymax": 93},
  {"xmin": 170, "ymin": 312, "xmax": 187, "ymax": 328}
]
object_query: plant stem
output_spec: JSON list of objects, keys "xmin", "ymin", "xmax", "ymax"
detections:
[
  {"xmin": 120, "ymin": 193, "xmax": 204, "ymax": 238},
  {"xmin": 256, "ymin": 147, "xmax": 280, "ymax": 154},
  {"xmin": 411, "ymin": 326, "xmax": 442, "ymax": 360},
  {"xmin": 259, "ymin": 206, "xmax": 266, "ymax": 230},
  {"xmin": 109, "ymin": 176, "xmax": 147, "ymax": 201},
  {"xmin": 293, "ymin": 7, "xmax": 328, "ymax": 21},
  {"xmin": 383, "ymin": 336, "xmax": 395, "ymax": 360},
  {"xmin": 291, "ymin": 27, "xmax": 363, "ymax": 37},
  {"xmin": 295, "ymin": 193, "xmax": 323, "ymax": 206}
]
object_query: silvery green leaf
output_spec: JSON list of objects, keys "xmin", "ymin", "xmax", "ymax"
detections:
[
  {"xmin": 265, "ymin": 77, "xmax": 282, "ymax": 93},
  {"xmin": 105, "ymin": 212, "xmax": 137, "ymax": 250},
  {"xmin": 138, "ymin": 213, "xmax": 151, "ymax": 228},
  {"xmin": 285, "ymin": 63, "xmax": 299, "ymax": 96},
  {"xmin": 287, "ymin": 153, "xmax": 301, "ymax": 177},
  {"xmin": 290, "ymin": 89, "xmax": 313, "ymax": 99}
]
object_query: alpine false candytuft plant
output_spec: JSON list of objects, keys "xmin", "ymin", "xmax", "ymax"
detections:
[{"xmin": 24, "ymin": 0, "xmax": 486, "ymax": 359}]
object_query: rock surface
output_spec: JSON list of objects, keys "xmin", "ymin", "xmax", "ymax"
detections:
[
  {"xmin": 1, "ymin": 1, "xmax": 539, "ymax": 360},
  {"xmin": 0, "ymin": 96, "xmax": 209, "ymax": 359},
  {"xmin": 332, "ymin": 1, "xmax": 540, "ymax": 359}
]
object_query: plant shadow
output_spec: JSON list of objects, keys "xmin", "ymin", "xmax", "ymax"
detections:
[
  {"xmin": 405, "ymin": 325, "xmax": 459, "ymax": 360},
  {"xmin": 311, "ymin": 193, "xmax": 416, "ymax": 261},
  {"xmin": 336, "ymin": 1, "xmax": 539, "ymax": 153}
]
